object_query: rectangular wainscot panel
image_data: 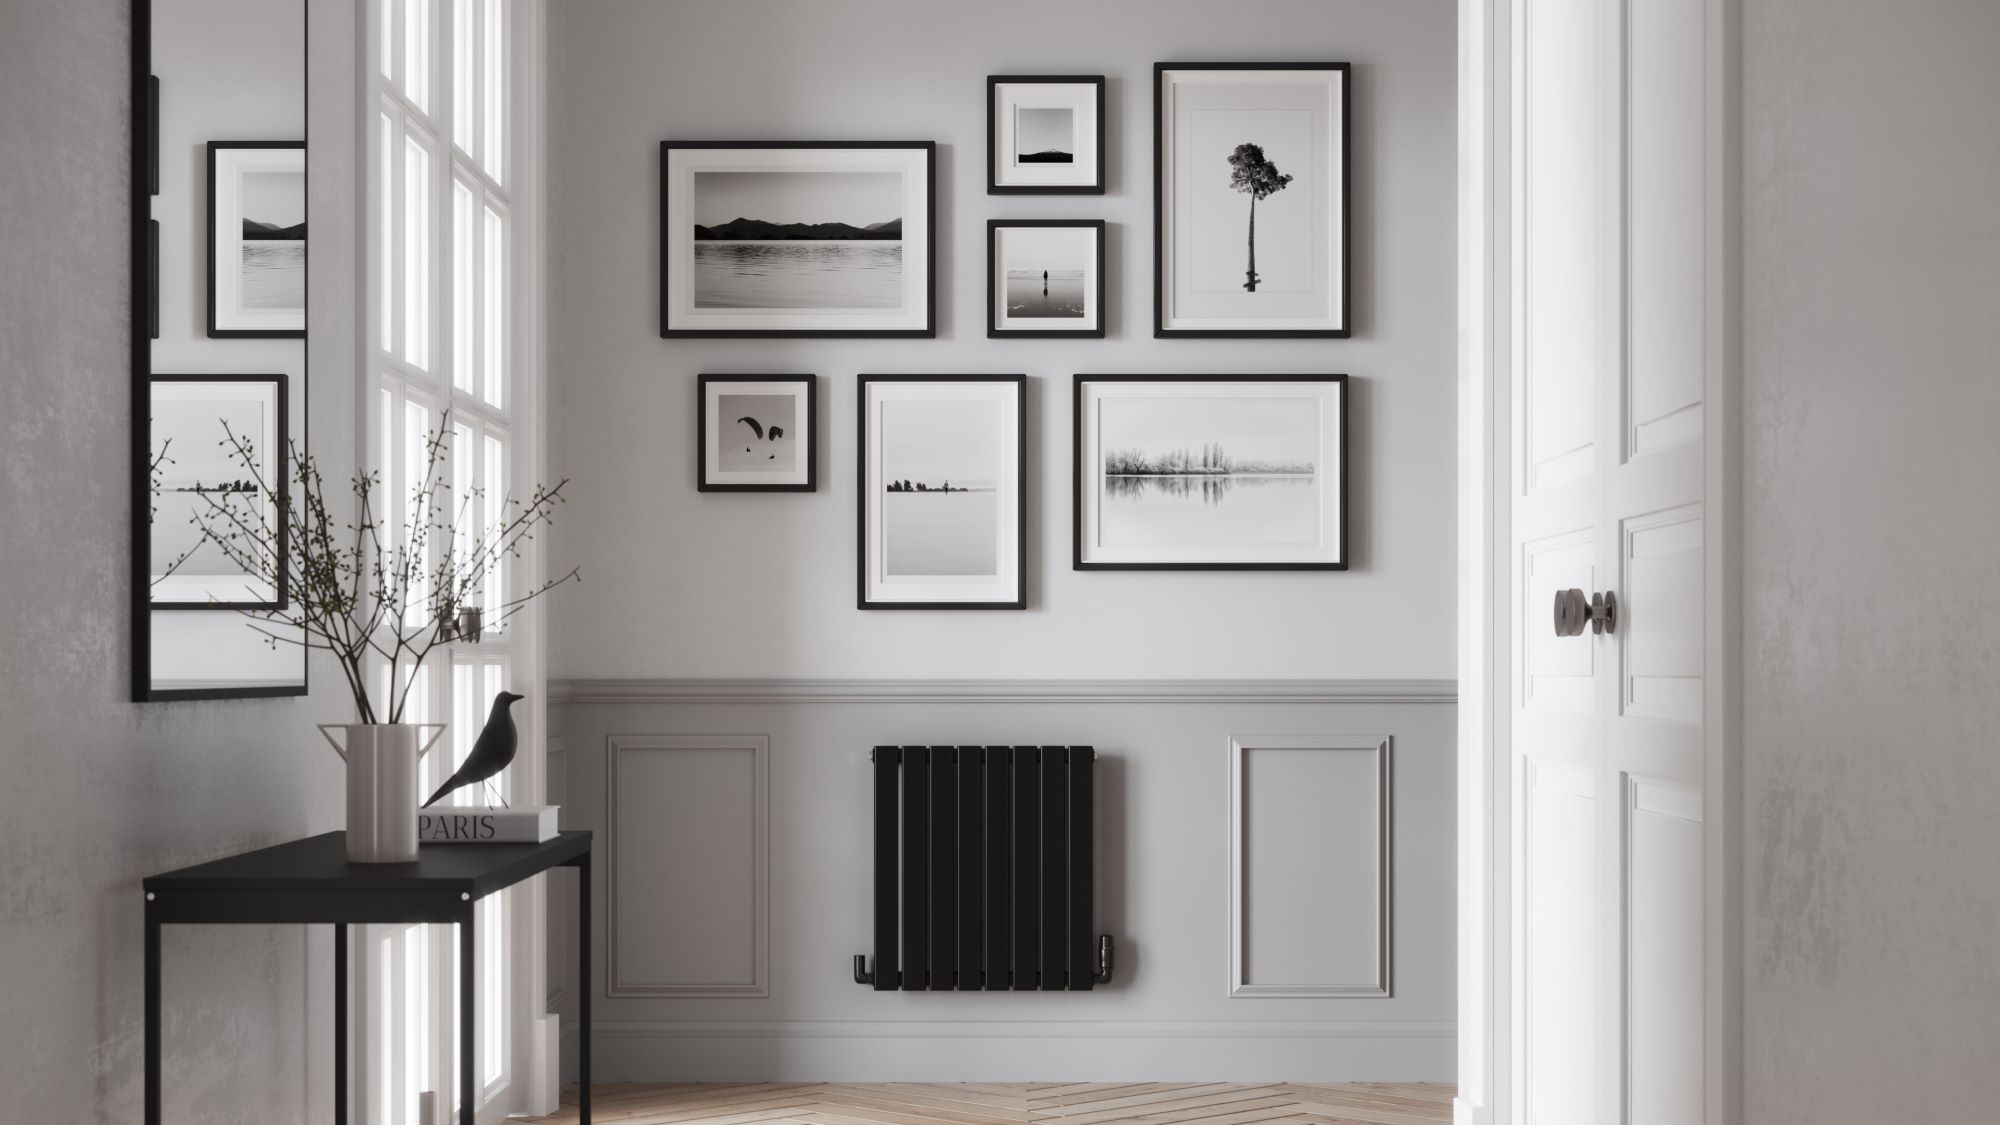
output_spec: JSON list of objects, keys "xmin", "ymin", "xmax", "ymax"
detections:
[
  {"xmin": 1229, "ymin": 735, "xmax": 1391, "ymax": 997},
  {"xmin": 1624, "ymin": 774, "xmax": 1703, "ymax": 1125},
  {"xmin": 607, "ymin": 734, "xmax": 770, "ymax": 997}
]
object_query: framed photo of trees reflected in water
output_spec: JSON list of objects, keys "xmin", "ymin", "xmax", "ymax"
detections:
[
  {"xmin": 1074, "ymin": 375, "xmax": 1347, "ymax": 570},
  {"xmin": 1154, "ymin": 63, "xmax": 1349, "ymax": 337},
  {"xmin": 660, "ymin": 141, "xmax": 936, "ymax": 338}
]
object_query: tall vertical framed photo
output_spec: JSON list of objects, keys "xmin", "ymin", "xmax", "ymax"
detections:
[
  {"xmin": 988, "ymin": 219, "xmax": 1105, "ymax": 338},
  {"xmin": 149, "ymin": 374, "xmax": 289, "ymax": 607},
  {"xmin": 988, "ymin": 75, "xmax": 1105, "ymax": 194},
  {"xmin": 207, "ymin": 141, "xmax": 306, "ymax": 338},
  {"xmin": 858, "ymin": 375, "xmax": 1026, "ymax": 610},
  {"xmin": 660, "ymin": 141, "xmax": 935, "ymax": 338},
  {"xmin": 1154, "ymin": 63, "xmax": 1349, "ymax": 338},
  {"xmin": 698, "ymin": 374, "xmax": 817, "ymax": 492},
  {"xmin": 1074, "ymin": 375, "xmax": 1347, "ymax": 570}
]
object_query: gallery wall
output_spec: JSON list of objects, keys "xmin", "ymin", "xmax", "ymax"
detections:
[
  {"xmin": 544, "ymin": 0, "xmax": 1458, "ymax": 1082},
  {"xmin": 545, "ymin": 0, "xmax": 1458, "ymax": 681},
  {"xmin": 0, "ymin": 1, "xmax": 355, "ymax": 1119},
  {"xmin": 1743, "ymin": 0, "xmax": 2000, "ymax": 1119}
]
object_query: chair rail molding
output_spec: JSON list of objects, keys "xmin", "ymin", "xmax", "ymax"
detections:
[{"xmin": 550, "ymin": 678, "xmax": 1459, "ymax": 705}]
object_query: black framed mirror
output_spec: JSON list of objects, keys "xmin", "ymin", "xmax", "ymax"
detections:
[{"xmin": 133, "ymin": 0, "xmax": 309, "ymax": 701}]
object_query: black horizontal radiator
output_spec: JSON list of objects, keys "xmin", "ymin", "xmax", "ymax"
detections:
[{"xmin": 853, "ymin": 746, "xmax": 1114, "ymax": 990}]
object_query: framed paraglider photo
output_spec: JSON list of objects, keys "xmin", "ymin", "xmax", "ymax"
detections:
[
  {"xmin": 1154, "ymin": 63, "xmax": 1349, "ymax": 338},
  {"xmin": 698, "ymin": 374, "xmax": 817, "ymax": 492}
]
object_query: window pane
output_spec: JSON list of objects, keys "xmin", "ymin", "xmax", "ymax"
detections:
[
  {"xmin": 453, "ymin": 181, "xmax": 476, "ymax": 393},
  {"xmin": 402, "ymin": 135, "xmax": 432, "ymax": 369},
  {"xmin": 403, "ymin": 399, "xmax": 433, "ymax": 627},
  {"xmin": 482, "ymin": 204, "xmax": 505, "ymax": 408},
  {"xmin": 453, "ymin": 0, "xmax": 476, "ymax": 155},
  {"xmin": 483, "ymin": 433, "xmax": 505, "ymax": 625},
  {"xmin": 381, "ymin": 0, "xmax": 395, "ymax": 80},
  {"xmin": 483, "ymin": 0, "xmax": 504, "ymax": 182},
  {"xmin": 451, "ymin": 659, "xmax": 478, "ymax": 803},
  {"xmin": 403, "ymin": 0, "xmax": 431, "ymax": 112},
  {"xmin": 379, "ymin": 114, "xmax": 395, "ymax": 354},
  {"xmin": 403, "ymin": 924, "xmax": 429, "ymax": 1123},
  {"xmin": 481, "ymin": 888, "xmax": 506, "ymax": 1086},
  {"xmin": 376, "ymin": 933, "xmax": 396, "ymax": 1125}
]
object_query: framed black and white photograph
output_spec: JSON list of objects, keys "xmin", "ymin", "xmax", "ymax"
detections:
[
  {"xmin": 1154, "ymin": 64, "xmax": 1349, "ymax": 337},
  {"xmin": 988, "ymin": 75, "xmax": 1105, "ymax": 194},
  {"xmin": 1074, "ymin": 375, "xmax": 1346, "ymax": 570},
  {"xmin": 988, "ymin": 219, "xmax": 1105, "ymax": 337},
  {"xmin": 858, "ymin": 375, "xmax": 1026, "ymax": 609},
  {"xmin": 698, "ymin": 374, "xmax": 816, "ymax": 492},
  {"xmin": 149, "ymin": 375, "xmax": 288, "ymax": 607},
  {"xmin": 207, "ymin": 141, "xmax": 305, "ymax": 338},
  {"xmin": 660, "ymin": 142, "xmax": 935, "ymax": 337}
]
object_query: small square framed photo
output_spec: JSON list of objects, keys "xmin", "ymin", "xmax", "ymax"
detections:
[
  {"xmin": 858, "ymin": 375, "xmax": 1026, "ymax": 610},
  {"xmin": 988, "ymin": 220, "xmax": 1105, "ymax": 338},
  {"xmin": 698, "ymin": 374, "xmax": 817, "ymax": 492},
  {"xmin": 988, "ymin": 75, "xmax": 1105, "ymax": 194},
  {"xmin": 1074, "ymin": 374, "xmax": 1347, "ymax": 570}
]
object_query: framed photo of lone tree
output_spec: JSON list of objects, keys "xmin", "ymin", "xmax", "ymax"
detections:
[
  {"xmin": 858, "ymin": 375, "xmax": 1026, "ymax": 610},
  {"xmin": 660, "ymin": 141, "xmax": 935, "ymax": 337},
  {"xmin": 1073, "ymin": 375, "xmax": 1347, "ymax": 570},
  {"xmin": 1154, "ymin": 64, "xmax": 1349, "ymax": 337},
  {"xmin": 698, "ymin": 373, "xmax": 816, "ymax": 492},
  {"xmin": 988, "ymin": 75, "xmax": 1105, "ymax": 194}
]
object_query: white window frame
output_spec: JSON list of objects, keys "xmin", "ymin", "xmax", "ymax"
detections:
[{"xmin": 355, "ymin": 1, "xmax": 550, "ymax": 1121}]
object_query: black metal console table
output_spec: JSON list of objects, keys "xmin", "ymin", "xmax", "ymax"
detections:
[{"xmin": 142, "ymin": 830, "xmax": 592, "ymax": 1125}]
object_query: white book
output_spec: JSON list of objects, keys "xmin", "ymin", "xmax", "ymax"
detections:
[{"xmin": 418, "ymin": 805, "xmax": 559, "ymax": 844}]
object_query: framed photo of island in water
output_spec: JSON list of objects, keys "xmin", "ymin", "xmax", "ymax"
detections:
[
  {"xmin": 1155, "ymin": 64, "xmax": 1349, "ymax": 337},
  {"xmin": 988, "ymin": 75, "xmax": 1105, "ymax": 194},
  {"xmin": 660, "ymin": 142, "xmax": 935, "ymax": 337},
  {"xmin": 698, "ymin": 374, "xmax": 816, "ymax": 492},
  {"xmin": 858, "ymin": 375, "xmax": 1026, "ymax": 609},
  {"xmin": 988, "ymin": 220, "xmax": 1105, "ymax": 337},
  {"xmin": 1074, "ymin": 375, "xmax": 1347, "ymax": 570},
  {"xmin": 208, "ymin": 142, "xmax": 306, "ymax": 338},
  {"xmin": 149, "ymin": 374, "xmax": 289, "ymax": 607}
]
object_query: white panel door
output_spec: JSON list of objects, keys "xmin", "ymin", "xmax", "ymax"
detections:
[{"xmin": 1511, "ymin": 0, "xmax": 1714, "ymax": 1121}]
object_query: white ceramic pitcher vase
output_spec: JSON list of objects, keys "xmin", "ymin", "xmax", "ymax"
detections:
[{"xmin": 317, "ymin": 723, "xmax": 449, "ymax": 863}]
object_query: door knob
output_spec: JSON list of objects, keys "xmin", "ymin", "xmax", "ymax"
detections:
[{"xmin": 1553, "ymin": 588, "xmax": 1618, "ymax": 636}]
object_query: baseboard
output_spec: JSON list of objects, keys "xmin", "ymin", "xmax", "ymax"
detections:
[
  {"xmin": 548, "ymin": 678, "xmax": 1459, "ymax": 705},
  {"xmin": 587, "ymin": 1021, "xmax": 1456, "ymax": 1083},
  {"xmin": 1453, "ymin": 1096, "xmax": 1488, "ymax": 1125}
]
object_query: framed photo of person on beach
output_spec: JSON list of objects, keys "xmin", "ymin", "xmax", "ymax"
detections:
[
  {"xmin": 988, "ymin": 75, "xmax": 1105, "ymax": 194},
  {"xmin": 698, "ymin": 373, "xmax": 817, "ymax": 492},
  {"xmin": 660, "ymin": 142, "xmax": 935, "ymax": 337},
  {"xmin": 1074, "ymin": 375, "xmax": 1347, "ymax": 570},
  {"xmin": 207, "ymin": 141, "xmax": 305, "ymax": 338},
  {"xmin": 858, "ymin": 375, "xmax": 1026, "ymax": 610},
  {"xmin": 988, "ymin": 219, "xmax": 1105, "ymax": 338},
  {"xmin": 1155, "ymin": 63, "xmax": 1349, "ymax": 337}
]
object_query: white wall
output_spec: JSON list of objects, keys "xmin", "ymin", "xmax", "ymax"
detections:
[
  {"xmin": 0, "ymin": 1, "xmax": 354, "ymax": 1119},
  {"xmin": 547, "ymin": 0, "xmax": 1459, "ymax": 681},
  {"xmin": 1744, "ymin": 0, "xmax": 2000, "ymax": 1119}
]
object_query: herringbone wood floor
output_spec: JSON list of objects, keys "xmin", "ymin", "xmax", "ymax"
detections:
[{"xmin": 522, "ymin": 1082, "xmax": 1456, "ymax": 1125}]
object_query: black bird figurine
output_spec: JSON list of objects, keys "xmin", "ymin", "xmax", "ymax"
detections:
[{"xmin": 422, "ymin": 691, "xmax": 524, "ymax": 808}]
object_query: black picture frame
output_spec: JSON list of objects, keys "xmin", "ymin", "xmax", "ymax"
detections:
[
  {"xmin": 659, "ymin": 141, "xmax": 936, "ymax": 338},
  {"xmin": 697, "ymin": 373, "xmax": 818, "ymax": 493},
  {"xmin": 148, "ymin": 75, "xmax": 160, "ymax": 197},
  {"xmin": 148, "ymin": 373, "xmax": 291, "ymax": 609},
  {"xmin": 1153, "ymin": 62, "xmax": 1352, "ymax": 338},
  {"xmin": 206, "ymin": 139, "xmax": 307, "ymax": 340},
  {"xmin": 987, "ymin": 219, "xmax": 1107, "ymax": 339},
  {"xmin": 987, "ymin": 74, "xmax": 1107, "ymax": 195},
  {"xmin": 857, "ymin": 374, "xmax": 1028, "ymax": 611},
  {"xmin": 1072, "ymin": 374, "xmax": 1349, "ymax": 571}
]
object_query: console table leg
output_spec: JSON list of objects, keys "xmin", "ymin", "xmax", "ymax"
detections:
[
  {"xmin": 460, "ymin": 906, "xmax": 477, "ymax": 1125},
  {"xmin": 144, "ymin": 900, "xmax": 161, "ymax": 1125},
  {"xmin": 334, "ymin": 923, "xmax": 347, "ymax": 1125},
  {"xmin": 578, "ymin": 851, "xmax": 592, "ymax": 1124}
]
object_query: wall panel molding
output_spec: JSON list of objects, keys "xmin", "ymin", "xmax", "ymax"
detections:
[
  {"xmin": 1229, "ymin": 735, "xmax": 1393, "ymax": 998},
  {"xmin": 606, "ymin": 734, "xmax": 770, "ymax": 998},
  {"xmin": 552, "ymin": 678, "xmax": 1457, "ymax": 705}
]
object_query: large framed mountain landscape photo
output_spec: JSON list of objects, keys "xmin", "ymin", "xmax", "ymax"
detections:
[
  {"xmin": 660, "ymin": 142, "xmax": 936, "ymax": 337},
  {"xmin": 1154, "ymin": 64, "xmax": 1349, "ymax": 337}
]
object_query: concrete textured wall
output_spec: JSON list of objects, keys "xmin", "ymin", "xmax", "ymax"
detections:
[
  {"xmin": 0, "ymin": 1, "xmax": 353, "ymax": 1120},
  {"xmin": 1744, "ymin": 0, "xmax": 2000, "ymax": 1120},
  {"xmin": 546, "ymin": 0, "xmax": 1459, "ymax": 681}
]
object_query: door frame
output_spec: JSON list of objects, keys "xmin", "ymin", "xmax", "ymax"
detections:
[{"xmin": 1454, "ymin": 1, "xmax": 1742, "ymax": 1121}]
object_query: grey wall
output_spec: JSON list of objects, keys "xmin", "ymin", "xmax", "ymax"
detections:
[
  {"xmin": 546, "ymin": 0, "xmax": 1458, "ymax": 681},
  {"xmin": 0, "ymin": 1, "xmax": 354, "ymax": 1120},
  {"xmin": 1744, "ymin": 0, "xmax": 2000, "ymax": 1119}
]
